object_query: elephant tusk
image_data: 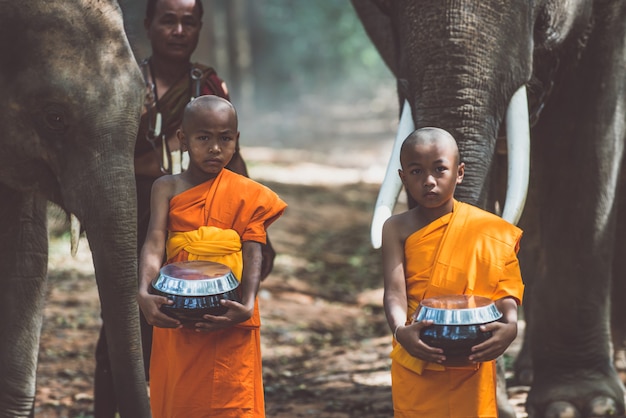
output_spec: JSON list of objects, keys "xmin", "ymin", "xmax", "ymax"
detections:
[
  {"xmin": 371, "ymin": 100, "xmax": 415, "ymax": 249},
  {"xmin": 501, "ymin": 85, "xmax": 531, "ymax": 225},
  {"xmin": 70, "ymin": 213, "xmax": 81, "ymax": 257}
]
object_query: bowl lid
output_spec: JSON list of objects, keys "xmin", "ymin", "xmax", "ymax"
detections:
[
  {"xmin": 415, "ymin": 295, "xmax": 502, "ymax": 325},
  {"xmin": 151, "ymin": 260, "xmax": 239, "ymax": 296}
]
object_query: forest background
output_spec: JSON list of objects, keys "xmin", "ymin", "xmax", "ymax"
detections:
[{"xmin": 37, "ymin": 1, "xmax": 529, "ymax": 416}]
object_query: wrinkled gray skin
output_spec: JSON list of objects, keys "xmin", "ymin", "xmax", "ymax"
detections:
[
  {"xmin": 352, "ymin": 0, "xmax": 626, "ymax": 417},
  {"xmin": 0, "ymin": 1, "xmax": 150, "ymax": 417}
]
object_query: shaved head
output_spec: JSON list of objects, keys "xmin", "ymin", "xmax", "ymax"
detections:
[
  {"xmin": 400, "ymin": 127, "xmax": 460, "ymax": 165},
  {"xmin": 181, "ymin": 95, "xmax": 237, "ymax": 131}
]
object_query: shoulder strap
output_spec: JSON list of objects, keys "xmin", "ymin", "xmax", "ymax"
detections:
[{"xmin": 191, "ymin": 62, "xmax": 228, "ymax": 99}]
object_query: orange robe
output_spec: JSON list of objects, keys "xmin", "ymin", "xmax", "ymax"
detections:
[
  {"xmin": 149, "ymin": 169, "xmax": 287, "ymax": 418},
  {"xmin": 391, "ymin": 200, "xmax": 524, "ymax": 418}
]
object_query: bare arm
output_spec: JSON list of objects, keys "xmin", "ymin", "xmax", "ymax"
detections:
[
  {"xmin": 382, "ymin": 216, "xmax": 445, "ymax": 363},
  {"xmin": 382, "ymin": 217, "xmax": 409, "ymax": 334},
  {"xmin": 136, "ymin": 176, "xmax": 181, "ymax": 328}
]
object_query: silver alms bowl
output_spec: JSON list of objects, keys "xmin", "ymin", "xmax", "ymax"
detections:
[
  {"xmin": 150, "ymin": 260, "xmax": 241, "ymax": 322},
  {"xmin": 415, "ymin": 295, "xmax": 502, "ymax": 366},
  {"xmin": 152, "ymin": 260, "xmax": 239, "ymax": 296},
  {"xmin": 415, "ymin": 294, "xmax": 502, "ymax": 325}
]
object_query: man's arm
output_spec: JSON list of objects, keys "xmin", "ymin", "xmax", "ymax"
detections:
[{"xmin": 238, "ymin": 240, "xmax": 263, "ymax": 314}]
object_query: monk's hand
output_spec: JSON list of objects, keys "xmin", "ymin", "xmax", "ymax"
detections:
[
  {"xmin": 194, "ymin": 299, "xmax": 253, "ymax": 333},
  {"xmin": 136, "ymin": 291, "xmax": 182, "ymax": 329},
  {"xmin": 468, "ymin": 320, "xmax": 517, "ymax": 363},
  {"xmin": 397, "ymin": 320, "xmax": 446, "ymax": 364}
]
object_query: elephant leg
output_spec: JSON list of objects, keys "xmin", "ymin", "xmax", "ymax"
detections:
[
  {"xmin": 527, "ymin": 118, "xmax": 625, "ymax": 415},
  {"xmin": 526, "ymin": 40, "xmax": 625, "ymax": 418},
  {"xmin": 527, "ymin": 135, "xmax": 625, "ymax": 417},
  {"xmin": 524, "ymin": 3, "xmax": 626, "ymax": 415},
  {"xmin": 0, "ymin": 187, "xmax": 48, "ymax": 416}
]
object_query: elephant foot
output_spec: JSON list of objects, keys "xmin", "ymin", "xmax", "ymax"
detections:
[
  {"xmin": 526, "ymin": 376, "xmax": 624, "ymax": 418},
  {"xmin": 529, "ymin": 397, "xmax": 619, "ymax": 418},
  {"xmin": 586, "ymin": 397, "xmax": 620, "ymax": 417}
]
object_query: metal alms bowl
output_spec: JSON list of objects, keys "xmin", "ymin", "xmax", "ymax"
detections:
[
  {"xmin": 415, "ymin": 295, "xmax": 502, "ymax": 366},
  {"xmin": 150, "ymin": 260, "xmax": 241, "ymax": 323}
]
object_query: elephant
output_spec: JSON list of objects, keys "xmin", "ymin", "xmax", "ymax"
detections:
[
  {"xmin": 352, "ymin": 0, "xmax": 626, "ymax": 417},
  {"xmin": 0, "ymin": 1, "xmax": 151, "ymax": 416}
]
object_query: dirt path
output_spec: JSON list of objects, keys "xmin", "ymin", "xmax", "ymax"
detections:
[
  {"xmin": 36, "ymin": 177, "xmax": 528, "ymax": 418},
  {"xmin": 34, "ymin": 94, "xmax": 528, "ymax": 417}
]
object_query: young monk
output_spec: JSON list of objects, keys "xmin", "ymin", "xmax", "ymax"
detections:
[
  {"xmin": 381, "ymin": 127, "xmax": 524, "ymax": 417},
  {"xmin": 137, "ymin": 95, "xmax": 286, "ymax": 417}
]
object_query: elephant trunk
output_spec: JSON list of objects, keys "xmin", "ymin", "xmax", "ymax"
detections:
[
  {"xmin": 59, "ymin": 86, "xmax": 149, "ymax": 415},
  {"xmin": 396, "ymin": 0, "xmax": 533, "ymax": 207},
  {"xmin": 86, "ymin": 206, "xmax": 148, "ymax": 417},
  {"xmin": 62, "ymin": 135, "xmax": 149, "ymax": 417}
]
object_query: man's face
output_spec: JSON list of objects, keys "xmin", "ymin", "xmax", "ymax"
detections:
[{"xmin": 145, "ymin": 0, "xmax": 201, "ymax": 63}]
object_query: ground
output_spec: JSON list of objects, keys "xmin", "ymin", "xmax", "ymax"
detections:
[{"xmin": 33, "ymin": 91, "xmax": 529, "ymax": 417}]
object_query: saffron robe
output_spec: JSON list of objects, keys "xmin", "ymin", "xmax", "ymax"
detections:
[
  {"xmin": 149, "ymin": 169, "xmax": 287, "ymax": 418},
  {"xmin": 391, "ymin": 200, "xmax": 524, "ymax": 418}
]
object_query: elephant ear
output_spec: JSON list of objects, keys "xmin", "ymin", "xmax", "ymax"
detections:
[{"xmin": 350, "ymin": 0, "xmax": 398, "ymax": 77}]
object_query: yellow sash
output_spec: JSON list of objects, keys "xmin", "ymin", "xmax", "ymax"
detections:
[{"xmin": 166, "ymin": 225, "xmax": 243, "ymax": 279}]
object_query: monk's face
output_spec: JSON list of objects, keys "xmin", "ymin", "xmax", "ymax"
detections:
[
  {"xmin": 145, "ymin": 0, "xmax": 201, "ymax": 63},
  {"xmin": 399, "ymin": 138, "xmax": 464, "ymax": 210},
  {"xmin": 178, "ymin": 106, "xmax": 238, "ymax": 176}
]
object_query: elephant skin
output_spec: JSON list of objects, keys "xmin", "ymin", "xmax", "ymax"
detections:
[
  {"xmin": 0, "ymin": 1, "xmax": 150, "ymax": 417},
  {"xmin": 352, "ymin": 0, "xmax": 626, "ymax": 417}
]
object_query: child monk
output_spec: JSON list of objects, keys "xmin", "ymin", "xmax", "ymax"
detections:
[
  {"xmin": 137, "ymin": 95, "xmax": 286, "ymax": 417},
  {"xmin": 381, "ymin": 127, "xmax": 524, "ymax": 417}
]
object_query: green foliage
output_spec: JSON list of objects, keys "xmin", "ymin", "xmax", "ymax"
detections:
[{"xmin": 249, "ymin": 0, "xmax": 392, "ymax": 102}]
